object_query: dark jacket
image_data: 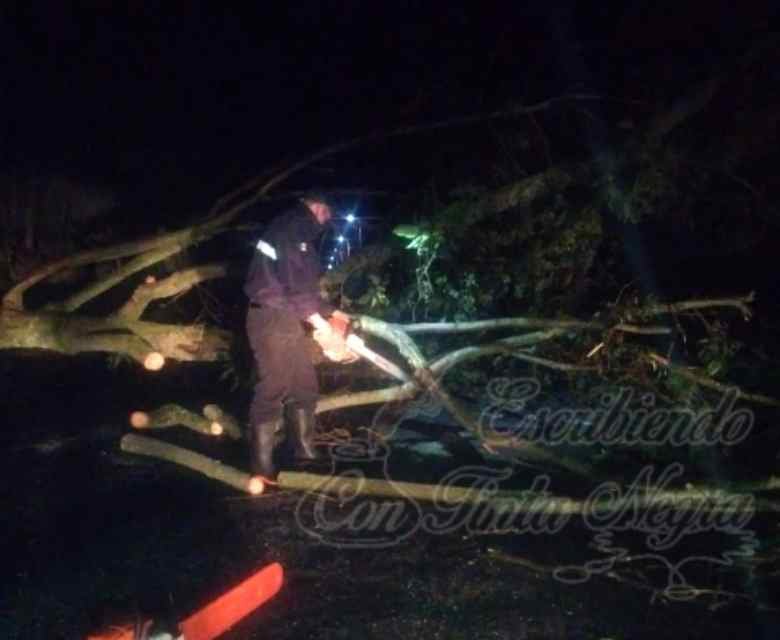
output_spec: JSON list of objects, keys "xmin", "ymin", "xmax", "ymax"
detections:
[{"xmin": 244, "ymin": 202, "xmax": 334, "ymax": 319}]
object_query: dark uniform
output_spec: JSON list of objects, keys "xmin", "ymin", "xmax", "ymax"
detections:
[{"xmin": 244, "ymin": 201, "xmax": 333, "ymax": 476}]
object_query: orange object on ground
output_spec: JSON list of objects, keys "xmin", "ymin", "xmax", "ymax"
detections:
[
  {"xmin": 87, "ymin": 562, "xmax": 284, "ymax": 640},
  {"xmin": 178, "ymin": 562, "xmax": 284, "ymax": 640}
]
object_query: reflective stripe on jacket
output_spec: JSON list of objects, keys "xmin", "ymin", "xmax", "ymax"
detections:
[{"xmin": 244, "ymin": 202, "xmax": 334, "ymax": 319}]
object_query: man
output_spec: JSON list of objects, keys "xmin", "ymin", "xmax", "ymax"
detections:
[{"xmin": 244, "ymin": 194, "xmax": 352, "ymax": 480}]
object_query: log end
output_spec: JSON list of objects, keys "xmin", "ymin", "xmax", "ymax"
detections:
[
  {"xmin": 210, "ymin": 421, "xmax": 224, "ymax": 436},
  {"xmin": 144, "ymin": 352, "xmax": 165, "ymax": 371},
  {"xmin": 130, "ymin": 411, "xmax": 150, "ymax": 429},
  {"xmin": 248, "ymin": 476, "xmax": 265, "ymax": 495}
]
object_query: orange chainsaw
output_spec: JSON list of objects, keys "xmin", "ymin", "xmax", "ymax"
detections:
[
  {"xmin": 326, "ymin": 311, "xmax": 411, "ymax": 383},
  {"xmin": 87, "ymin": 562, "xmax": 284, "ymax": 640}
]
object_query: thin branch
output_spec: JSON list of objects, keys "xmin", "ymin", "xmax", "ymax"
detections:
[
  {"xmin": 207, "ymin": 93, "xmax": 607, "ymax": 220},
  {"xmin": 400, "ymin": 318, "xmax": 593, "ymax": 334},
  {"xmin": 614, "ymin": 323, "xmax": 672, "ymax": 335},
  {"xmin": 429, "ymin": 330, "xmax": 571, "ymax": 375},
  {"xmin": 646, "ymin": 352, "xmax": 779, "ymax": 406},
  {"xmin": 639, "ymin": 292, "xmax": 755, "ymax": 320}
]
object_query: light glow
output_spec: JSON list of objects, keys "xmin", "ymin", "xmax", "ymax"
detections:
[
  {"xmin": 144, "ymin": 352, "xmax": 165, "ymax": 371},
  {"xmin": 248, "ymin": 476, "xmax": 265, "ymax": 495},
  {"xmin": 130, "ymin": 411, "xmax": 150, "ymax": 428}
]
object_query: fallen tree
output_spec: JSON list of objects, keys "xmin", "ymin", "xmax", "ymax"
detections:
[
  {"xmin": 3, "ymin": 47, "xmax": 778, "ymax": 482},
  {"xmin": 125, "ymin": 290, "xmax": 777, "ymax": 482}
]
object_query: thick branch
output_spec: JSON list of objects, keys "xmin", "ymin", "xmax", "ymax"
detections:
[
  {"xmin": 126, "ymin": 319, "xmax": 229, "ymax": 362},
  {"xmin": 316, "ymin": 385, "xmax": 419, "ymax": 415},
  {"xmin": 2, "ymin": 225, "xmax": 219, "ymax": 310},
  {"xmin": 0, "ymin": 308, "xmax": 230, "ymax": 364},
  {"xmin": 356, "ymin": 315, "xmax": 428, "ymax": 369},
  {"xmin": 116, "ymin": 263, "xmax": 229, "ymax": 320},
  {"xmin": 121, "ymin": 434, "xmax": 256, "ymax": 493},
  {"xmin": 53, "ymin": 245, "xmax": 185, "ymax": 313}
]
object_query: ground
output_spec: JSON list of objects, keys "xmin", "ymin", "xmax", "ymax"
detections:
[{"xmin": 0, "ymin": 356, "xmax": 777, "ymax": 640}]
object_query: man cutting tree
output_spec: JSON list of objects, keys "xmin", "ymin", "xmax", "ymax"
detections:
[{"xmin": 244, "ymin": 194, "xmax": 354, "ymax": 480}]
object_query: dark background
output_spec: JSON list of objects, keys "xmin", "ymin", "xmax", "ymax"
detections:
[{"xmin": 2, "ymin": 2, "xmax": 774, "ymax": 213}]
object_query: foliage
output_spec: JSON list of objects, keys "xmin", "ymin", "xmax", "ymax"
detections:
[
  {"xmin": 696, "ymin": 319, "xmax": 743, "ymax": 379},
  {"xmin": 354, "ymin": 274, "xmax": 391, "ymax": 311},
  {"xmin": 390, "ymin": 177, "xmax": 606, "ymax": 320},
  {"xmin": 599, "ymin": 146, "xmax": 712, "ymax": 225}
]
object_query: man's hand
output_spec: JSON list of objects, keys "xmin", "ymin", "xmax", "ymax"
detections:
[
  {"xmin": 306, "ymin": 312, "xmax": 331, "ymax": 333},
  {"xmin": 307, "ymin": 312, "xmax": 357, "ymax": 363}
]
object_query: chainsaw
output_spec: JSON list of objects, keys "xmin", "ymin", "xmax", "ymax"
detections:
[
  {"xmin": 87, "ymin": 562, "xmax": 283, "ymax": 640},
  {"xmin": 325, "ymin": 312, "xmax": 411, "ymax": 383}
]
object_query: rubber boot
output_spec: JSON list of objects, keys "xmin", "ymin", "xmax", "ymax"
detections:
[
  {"xmin": 290, "ymin": 405, "xmax": 321, "ymax": 461},
  {"xmin": 249, "ymin": 416, "xmax": 283, "ymax": 479}
]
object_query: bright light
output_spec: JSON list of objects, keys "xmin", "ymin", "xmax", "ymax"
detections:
[
  {"xmin": 337, "ymin": 235, "xmax": 345, "ymax": 243},
  {"xmin": 346, "ymin": 213, "xmax": 356, "ymax": 223},
  {"xmin": 327, "ymin": 264, "xmax": 333, "ymax": 270}
]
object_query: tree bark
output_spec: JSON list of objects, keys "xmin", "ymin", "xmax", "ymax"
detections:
[
  {"xmin": 120, "ymin": 433, "xmax": 256, "ymax": 493},
  {"xmin": 0, "ymin": 307, "xmax": 230, "ymax": 365}
]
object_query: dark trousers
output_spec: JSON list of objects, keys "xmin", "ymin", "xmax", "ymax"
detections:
[{"xmin": 246, "ymin": 305, "xmax": 318, "ymax": 426}]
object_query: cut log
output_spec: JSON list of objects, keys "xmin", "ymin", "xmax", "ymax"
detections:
[
  {"xmin": 120, "ymin": 433, "xmax": 258, "ymax": 493},
  {"xmin": 119, "ymin": 435, "xmax": 774, "ymax": 514},
  {"xmin": 202, "ymin": 404, "xmax": 244, "ymax": 440},
  {"xmin": 128, "ymin": 403, "xmax": 242, "ymax": 440}
]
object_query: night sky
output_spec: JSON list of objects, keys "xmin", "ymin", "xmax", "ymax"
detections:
[{"xmin": 1, "ymin": 2, "xmax": 775, "ymax": 210}]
